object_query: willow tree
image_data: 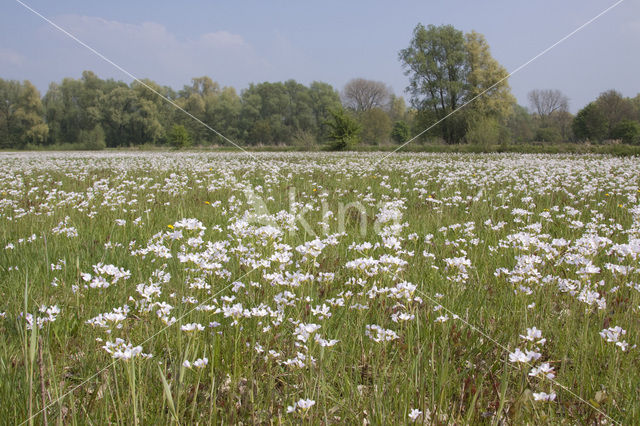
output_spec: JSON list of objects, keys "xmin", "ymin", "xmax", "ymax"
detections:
[
  {"xmin": 0, "ymin": 79, "xmax": 48, "ymax": 148},
  {"xmin": 399, "ymin": 24, "xmax": 514, "ymax": 144}
]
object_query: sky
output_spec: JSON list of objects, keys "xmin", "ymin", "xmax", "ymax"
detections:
[{"xmin": 1, "ymin": 0, "xmax": 638, "ymax": 113}]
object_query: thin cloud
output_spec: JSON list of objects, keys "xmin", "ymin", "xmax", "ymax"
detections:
[
  {"xmin": 33, "ymin": 14, "xmax": 267, "ymax": 88},
  {"xmin": 0, "ymin": 47, "xmax": 25, "ymax": 66}
]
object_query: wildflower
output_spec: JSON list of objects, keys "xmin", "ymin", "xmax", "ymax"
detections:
[
  {"xmin": 314, "ymin": 334, "xmax": 339, "ymax": 347},
  {"xmin": 365, "ymin": 324, "xmax": 399, "ymax": 342},
  {"xmin": 181, "ymin": 323, "xmax": 205, "ymax": 332},
  {"xmin": 532, "ymin": 392, "xmax": 556, "ymax": 402},
  {"xmin": 288, "ymin": 398, "xmax": 315, "ymax": 413},
  {"xmin": 519, "ymin": 327, "xmax": 546, "ymax": 346},
  {"xmin": 600, "ymin": 326, "xmax": 628, "ymax": 351},
  {"xmin": 408, "ymin": 408, "xmax": 423, "ymax": 421},
  {"xmin": 183, "ymin": 357, "xmax": 208, "ymax": 369},
  {"xmin": 508, "ymin": 348, "xmax": 530, "ymax": 363},
  {"xmin": 529, "ymin": 362, "xmax": 556, "ymax": 379},
  {"xmin": 102, "ymin": 338, "xmax": 149, "ymax": 360},
  {"xmin": 293, "ymin": 323, "xmax": 321, "ymax": 342}
]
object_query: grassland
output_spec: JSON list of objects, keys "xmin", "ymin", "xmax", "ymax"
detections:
[{"xmin": 1, "ymin": 151, "xmax": 638, "ymax": 424}]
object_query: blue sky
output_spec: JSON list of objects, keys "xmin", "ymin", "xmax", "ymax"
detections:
[{"xmin": 1, "ymin": 0, "xmax": 638, "ymax": 112}]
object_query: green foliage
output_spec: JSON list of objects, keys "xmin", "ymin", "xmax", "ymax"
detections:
[
  {"xmin": 325, "ymin": 108, "xmax": 361, "ymax": 150},
  {"xmin": 388, "ymin": 95, "xmax": 408, "ymax": 122},
  {"xmin": 595, "ymin": 90, "xmax": 636, "ymax": 137},
  {"xmin": 78, "ymin": 124, "xmax": 106, "ymax": 150},
  {"xmin": 168, "ymin": 124, "xmax": 191, "ymax": 148},
  {"xmin": 611, "ymin": 119, "xmax": 640, "ymax": 145},
  {"xmin": 464, "ymin": 31, "xmax": 515, "ymax": 119},
  {"xmin": 391, "ymin": 121, "xmax": 411, "ymax": 143},
  {"xmin": 573, "ymin": 102, "xmax": 608, "ymax": 142},
  {"xmin": 399, "ymin": 24, "xmax": 514, "ymax": 144},
  {"xmin": 14, "ymin": 71, "xmax": 640, "ymax": 151},
  {"xmin": 0, "ymin": 72, "xmax": 345, "ymax": 150},
  {"xmin": 399, "ymin": 24, "xmax": 468, "ymax": 144},
  {"xmin": 359, "ymin": 108, "xmax": 392, "ymax": 145},
  {"xmin": 0, "ymin": 78, "xmax": 49, "ymax": 148},
  {"xmin": 465, "ymin": 117, "xmax": 501, "ymax": 146},
  {"xmin": 535, "ymin": 126, "xmax": 562, "ymax": 143},
  {"xmin": 507, "ymin": 104, "xmax": 535, "ymax": 142},
  {"xmin": 290, "ymin": 129, "xmax": 318, "ymax": 150}
]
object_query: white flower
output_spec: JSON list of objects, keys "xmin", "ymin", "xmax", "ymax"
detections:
[
  {"xmin": 293, "ymin": 323, "xmax": 321, "ymax": 342},
  {"xmin": 434, "ymin": 314, "xmax": 449, "ymax": 323},
  {"xmin": 600, "ymin": 326, "xmax": 628, "ymax": 350},
  {"xmin": 184, "ymin": 357, "xmax": 208, "ymax": 369},
  {"xmin": 365, "ymin": 324, "xmax": 399, "ymax": 342},
  {"xmin": 193, "ymin": 357, "xmax": 208, "ymax": 368},
  {"xmin": 288, "ymin": 398, "xmax": 315, "ymax": 413},
  {"xmin": 520, "ymin": 327, "xmax": 546, "ymax": 346},
  {"xmin": 314, "ymin": 334, "xmax": 339, "ymax": 347},
  {"xmin": 509, "ymin": 348, "xmax": 529, "ymax": 363},
  {"xmin": 532, "ymin": 391, "xmax": 556, "ymax": 402},
  {"xmin": 102, "ymin": 338, "xmax": 148, "ymax": 360},
  {"xmin": 181, "ymin": 323, "xmax": 205, "ymax": 332},
  {"xmin": 529, "ymin": 362, "xmax": 555, "ymax": 379},
  {"xmin": 408, "ymin": 408, "xmax": 423, "ymax": 421}
]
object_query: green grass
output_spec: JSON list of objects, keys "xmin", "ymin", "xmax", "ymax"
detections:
[{"xmin": 0, "ymin": 151, "xmax": 638, "ymax": 424}]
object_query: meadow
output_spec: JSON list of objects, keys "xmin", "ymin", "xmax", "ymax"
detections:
[{"xmin": 1, "ymin": 151, "xmax": 638, "ymax": 424}]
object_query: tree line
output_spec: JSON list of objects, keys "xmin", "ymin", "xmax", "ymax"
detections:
[{"xmin": 1, "ymin": 23, "xmax": 639, "ymax": 150}]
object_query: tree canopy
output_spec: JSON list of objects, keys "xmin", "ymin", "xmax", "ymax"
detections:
[{"xmin": 399, "ymin": 24, "xmax": 514, "ymax": 144}]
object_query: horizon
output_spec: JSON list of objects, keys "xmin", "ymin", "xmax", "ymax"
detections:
[{"xmin": 1, "ymin": 0, "xmax": 639, "ymax": 113}]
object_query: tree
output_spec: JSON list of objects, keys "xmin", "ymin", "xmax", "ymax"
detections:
[
  {"xmin": 466, "ymin": 116, "xmax": 501, "ymax": 146},
  {"xmin": 101, "ymin": 85, "xmax": 163, "ymax": 146},
  {"xmin": 391, "ymin": 121, "xmax": 411, "ymax": 143},
  {"xmin": 595, "ymin": 90, "xmax": 636, "ymax": 137},
  {"xmin": 528, "ymin": 89, "xmax": 569, "ymax": 122},
  {"xmin": 0, "ymin": 79, "xmax": 48, "ymax": 148},
  {"xmin": 465, "ymin": 31, "xmax": 514, "ymax": 120},
  {"xmin": 309, "ymin": 81, "xmax": 342, "ymax": 139},
  {"xmin": 611, "ymin": 119, "xmax": 640, "ymax": 145},
  {"xmin": 78, "ymin": 124, "xmax": 106, "ymax": 150},
  {"xmin": 399, "ymin": 24, "xmax": 467, "ymax": 143},
  {"xmin": 399, "ymin": 24, "xmax": 514, "ymax": 144},
  {"xmin": 42, "ymin": 82, "xmax": 64, "ymax": 144},
  {"xmin": 507, "ymin": 104, "xmax": 535, "ymax": 143},
  {"xmin": 168, "ymin": 124, "xmax": 191, "ymax": 148},
  {"xmin": 207, "ymin": 86, "xmax": 242, "ymax": 142},
  {"xmin": 549, "ymin": 110, "xmax": 573, "ymax": 141},
  {"xmin": 359, "ymin": 107, "xmax": 392, "ymax": 145},
  {"xmin": 573, "ymin": 102, "xmax": 607, "ymax": 142},
  {"xmin": 535, "ymin": 126, "xmax": 562, "ymax": 142},
  {"xmin": 325, "ymin": 108, "xmax": 361, "ymax": 150},
  {"xmin": 342, "ymin": 78, "xmax": 392, "ymax": 112},
  {"xmin": 388, "ymin": 95, "xmax": 408, "ymax": 122}
]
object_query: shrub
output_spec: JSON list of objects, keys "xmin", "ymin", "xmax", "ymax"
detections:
[
  {"xmin": 535, "ymin": 126, "xmax": 562, "ymax": 143},
  {"xmin": 78, "ymin": 125, "xmax": 106, "ymax": 150},
  {"xmin": 168, "ymin": 124, "xmax": 192, "ymax": 149},
  {"xmin": 573, "ymin": 102, "xmax": 607, "ymax": 142},
  {"xmin": 611, "ymin": 120, "xmax": 640, "ymax": 145},
  {"xmin": 291, "ymin": 130, "xmax": 317, "ymax": 150},
  {"xmin": 391, "ymin": 121, "xmax": 411, "ymax": 144},
  {"xmin": 465, "ymin": 117, "xmax": 500, "ymax": 146},
  {"xmin": 324, "ymin": 108, "xmax": 361, "ymax": 151}
]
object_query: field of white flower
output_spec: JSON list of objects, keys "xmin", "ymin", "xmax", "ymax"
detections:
[{"xmin": 1, "ymin": 151, "xmax": 638, "ymax": 424}]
